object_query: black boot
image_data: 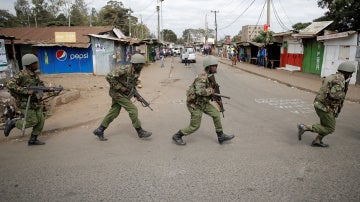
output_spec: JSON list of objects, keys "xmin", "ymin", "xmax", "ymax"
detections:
[
  {"xmin": 297, "ymin": 124, "xmax": 312, "ymax": 141},
  {"xmin": 28, "ymin": 135, "xmax": 45, "ymax": 146},
  {"xmin": 4, "ymin": 119, "xmax": 16, "ymax": 137},
  {"xmin": 136, "ymin": 127, "xmax": 152, "ymax": 138},
  {"xmin": 93, "ymin": 125, "xmax": 108, "ymax": 141},
  {"xmin": 217, "ymin": 131, "xmax": 235, "ymax": 144},
  {"xmin": 311, "ymin": 135, "xmax": 329, "ymax": 147},
  {"xmin": 172, "ymin": 130, "xmax": 186, "ymax": 145}
]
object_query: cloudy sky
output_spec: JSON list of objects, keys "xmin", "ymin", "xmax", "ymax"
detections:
[{"xmin": 3, "ymin": 0, "xmax": 328, "ymax": 39}]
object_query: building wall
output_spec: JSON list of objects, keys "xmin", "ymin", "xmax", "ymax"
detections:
[
  {"xmin": 242, "ymin": 25, "xmax": 264, "ymax": 42},
  {"xmin": 37, "ymin": 46, "xmax": 92, "ymax": 74},
  {"xmin": 302, "ymin": 38, "xmax": 324, "ymax": 74},
  {"xmin": 279, "ymin": 36, "xmax": 303, "ymax": 68},
  {"xmin": 91, "ymin": 37, "xmax": 115, "ymax": 75},
  {"xmin": 321, "ymin": 34, "xmax": 358, "ymax": 84}
]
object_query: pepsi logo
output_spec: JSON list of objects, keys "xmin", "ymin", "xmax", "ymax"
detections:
[{"xmin": 56, "ymin": 50, "xmax": 67, "ymax": 61}]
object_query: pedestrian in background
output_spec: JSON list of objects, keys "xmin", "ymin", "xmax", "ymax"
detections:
[
  {"xmin": 160, "ymin": 48, "xmax": 165, "ymax": 68},
  {"xmin": 93, "ymin": 54, "xmax": 152, "ymax": 141},
  {"xmin": 172, "ymin": 55, "xmax": 235, "ymax": 145},
  {"xmin": 184, "ymin": 50, "xmax": 189, "ymax": 66},
  {"xmin": 151, "ymin": 48, "xmax": 156, "ymax": 63},
  {"xmin": 5, "ymin": 54, "xmax": 54, "ymax": 145},
  {"xmin": 297, "ymin": 61, "xmax": 356, "ymax": 147}
]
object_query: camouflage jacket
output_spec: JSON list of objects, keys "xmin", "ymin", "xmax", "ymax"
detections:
[
  {"xmin": 186, "ymin": 71, "xmax": 214, "ymax": 108},
  {"xmin": 6, "ymin": 68, "xmax": 44, "ymax": 109},
  {"xmin": 314, "ymin": 73, "xmax": 346, "ymax": 113},
  {"xmin": 106, "ymin": 65, "xmax": 140, "ymax": 99}
]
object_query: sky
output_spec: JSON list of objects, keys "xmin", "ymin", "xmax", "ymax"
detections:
[{"xmin": 2, "ymin": 0, "xmax": 328, "ymax": 39}]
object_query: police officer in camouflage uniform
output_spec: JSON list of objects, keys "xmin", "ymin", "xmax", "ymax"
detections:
[
  {"xmin": 297, "ymin": 61, "xmax": 356, "ymax": 147},
  {"xmin": 4, "ymin": 54, "xmax": 47, "ymax": 145},
  {"xmin": 172, "ymin": 55, "xmax": 235, "ymax": 145},
  {"xmin": 93, "ymin": 54, "xmax": 152, "ymax": 141}
]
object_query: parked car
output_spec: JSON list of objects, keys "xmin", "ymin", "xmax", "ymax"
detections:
[
  {"xmin": 181, "ymin": 47, "xmax": 196, "ymax": 63},
  {"xmin": 172, "ymin": 47, "xmax": 181, "ymax": 56}
]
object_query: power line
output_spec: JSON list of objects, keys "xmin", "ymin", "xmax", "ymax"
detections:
[
  {"xmin": 271, "ymin": 0, "xmax": 291, "ymax": 31},
  {"xmin": 218, "ymin": 0, "xmax": 257, "ymax": 30}
]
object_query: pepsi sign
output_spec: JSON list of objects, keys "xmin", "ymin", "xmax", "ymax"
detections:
[{"xmin": 56, "ymin": 50, "xmax": 67, "ymax": 61}]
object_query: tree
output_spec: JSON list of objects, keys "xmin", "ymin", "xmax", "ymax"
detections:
[
  {"xmin": 316, "ymin": 0, "xmax": 360, "ymax": 31},
  {"xmin": 252, "ymin": 31, "xmax": 274, "ymax": 44},
  {"xmin": 0, "ymin": 10, "xmax": 17, "ymax": 27},
  {"xmin": 97, "ymin": 0, "xmax": 133, "ymax": 35},
  {"xmin": 31, "ymin": 0, "xmax": 55, "ymax": 27},
  {"xmin": 70, "ymin": 0, "xmax": 88, "ymax": 26},
  {"xmin": 15, "ymin": 0, "xmax": 31, "ymax": 27},
  {"xmin": 161, "ymin": 29, "xmax": 177, "ymax": 42},
  {"xmin": 292, "ymin": 22, "xmax": 311, "ymax": 31}
]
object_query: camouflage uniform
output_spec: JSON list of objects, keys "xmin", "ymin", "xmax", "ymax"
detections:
[
  {"xmin": 6, "ymin": 68, "xmax": 45, "ymax": 137},
  {"xmin": 181, "ymin": 71, "xmax": 222, "ymax": 135},
  {"xmin": 312, "ymin": 73, "xmax": 346, "ymax": 135},
  {"xmin": 100, "ymin": 65, "xmax": 141, "ymax": 129},
  {"xmin": 93, "ymin": 59, "xmax": 152, "ymax": 141},
  {"xmin": 298, "ymin": 72, "xmax": 347, "ymax": 147},
  {"xmin": 172, "ymin": 55, "xmax": 235, "ymax": 146}
]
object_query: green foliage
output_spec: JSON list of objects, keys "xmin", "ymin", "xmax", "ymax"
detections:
[
  {"xmin": 161, "ymin": 29, "xmax": 177, "ymax": 42},
  {"xmin": 292, "ymin": 22, "xmax": 311, "ymax": 31},
  {"xmin": 232, "ymin": 35, "xmax": 241, "ymax": 42},
  {"xmin": 0, "ymin": 10, "xmax": 17, "ymax": 27},
  {"xmin": 252, "ymin": 31, "xmax": 274, "ymax": 44},
  {"xmin": 316, "ymin": 0, "xmax": 360, "ymax": 31}
]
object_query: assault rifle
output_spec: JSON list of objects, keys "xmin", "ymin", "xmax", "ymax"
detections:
[
  {"xmin": 119, "ymin": 81, "xmax": 153, "ymax": 111},
  {"xmin": 25, "ymin": 86, "xmax": 64, "ymax": 100},
  {"xmin": 208, "ymin": 74, "xmax": 230, "ymax": 117},
  {"xmin": 21, "ymin": 86, "xmax": 63, "ymax": 136},
  {"xmin": 334, "ymin": 81, "xmax": 349, "ymax": 118}
]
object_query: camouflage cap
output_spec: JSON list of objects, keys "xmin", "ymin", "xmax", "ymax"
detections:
[
  {"xmin": 130, "ymin": 54, "xmax": 146, "ymax": 64},
  {"xmin": 22, "ymin": 54, "xmax": 38, "ymax": 66},
  {"xmin": 338, "ymin": 61, "xmax": 356, "ymax": 73}
]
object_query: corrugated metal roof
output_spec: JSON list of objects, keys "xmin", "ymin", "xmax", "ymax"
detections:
[
  {"xmin": 292, "ymin": 21, "xmax": 333, "ymax": 38},
  {"xmin": 0, "ymin": 26, "xmax": 115, "ymax": 47},
  {"xmin": 317, "ymin": 31, "xmax": 357, "ymax": 41}
]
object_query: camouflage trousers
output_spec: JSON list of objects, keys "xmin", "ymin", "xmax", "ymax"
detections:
[
  {"xmin": 312, "ymin": 107, "xmax": 336, "ymax": 136},
  {"xmin": 15, "ymin": 107, "xmax": 45, "ymax": 136},
  {"xmin": 181, "ymin": 103, "xmax": 223, "ymax": 135},
  {"xmin": 100, "ymin": 97, "xmax": 141, "ymax": 129}
]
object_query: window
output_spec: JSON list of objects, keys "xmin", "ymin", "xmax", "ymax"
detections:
[{"xmin": 338, "ymin": 46, "xmax": 350, "ymax": 60}]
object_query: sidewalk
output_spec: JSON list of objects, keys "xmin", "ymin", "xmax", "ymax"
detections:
[{"xmin": 217, "ymin": 55, "xmax": 360, "ymax": 103}]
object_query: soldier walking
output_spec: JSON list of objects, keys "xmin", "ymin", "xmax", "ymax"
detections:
[
  {"xmin": 93, "ymin": 54, "xmax": 152, "ymax": 141},
  {"xmin": 297, "ymin": 61, "xmax": 356, "ymax": 147},
  {"xmin": 4, "ymin": 54, "xmax": 52, "ymax": 145},
  {"xmin": 172, "ymin": 55, "xmax": 235, "ymax": 145}
]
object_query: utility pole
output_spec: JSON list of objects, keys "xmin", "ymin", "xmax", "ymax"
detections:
[
  {"xmin": 157, "ymin": 3, "xmax": 160, "ymax": 41},
  {"xmin": 211, "ymin": 10, "xmax": 219, "ymax": 46},
  {"xmin": 266, "ymin": 0, "xmax": 270, "ymax": 44}
]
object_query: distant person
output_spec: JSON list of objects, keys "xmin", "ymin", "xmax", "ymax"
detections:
[
  {"xmin": 172, "ymin": 55, "xmax": 235, "ymax": 145},
  {"xmin": 151, "ymin": 48, "xmax": 156, "ymax": 63},
  {"xmin": 231, "ymin": 49, "xmax": 237, "ymax": 66},
  {"xmin": 160, "ymin": 48, "xmax": 165, "ymax": 68},
  {"xmin": 297, "ymin": 62, "xmax": 356, "ymax": 147},
  {"xmin": 258, "ymin": 46, "xmax": 266, "ymax": 67},
  {"xmin": 93, "ymin": 54, "xmax": 152, "ymax": 141},
  {"xmin": 184, "ymin": 50, "xmax": 189, "ymax": 66}
]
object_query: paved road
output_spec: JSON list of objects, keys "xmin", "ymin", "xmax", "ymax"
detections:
[{"xmin": 1, "ymin": 55, "xmax": 360, "ymax": 201}]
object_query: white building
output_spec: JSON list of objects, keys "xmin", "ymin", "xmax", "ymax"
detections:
[{"xmin": 317, "ymin": 31, "xmax": 359, "ymax": 84}]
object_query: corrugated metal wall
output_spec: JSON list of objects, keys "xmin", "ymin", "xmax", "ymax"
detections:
[
  {"xmin": 37, "ymin": 46, "xmax": 93, "ymax": 74},
  {"xmin": 302, "ymin": 38, "xmax": 324, "ymax": 74}
]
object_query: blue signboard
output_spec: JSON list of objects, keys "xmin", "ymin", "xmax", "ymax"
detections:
[{"xmin": 37, "ymin": 46, "xmax": 93, "ymax": 74}]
